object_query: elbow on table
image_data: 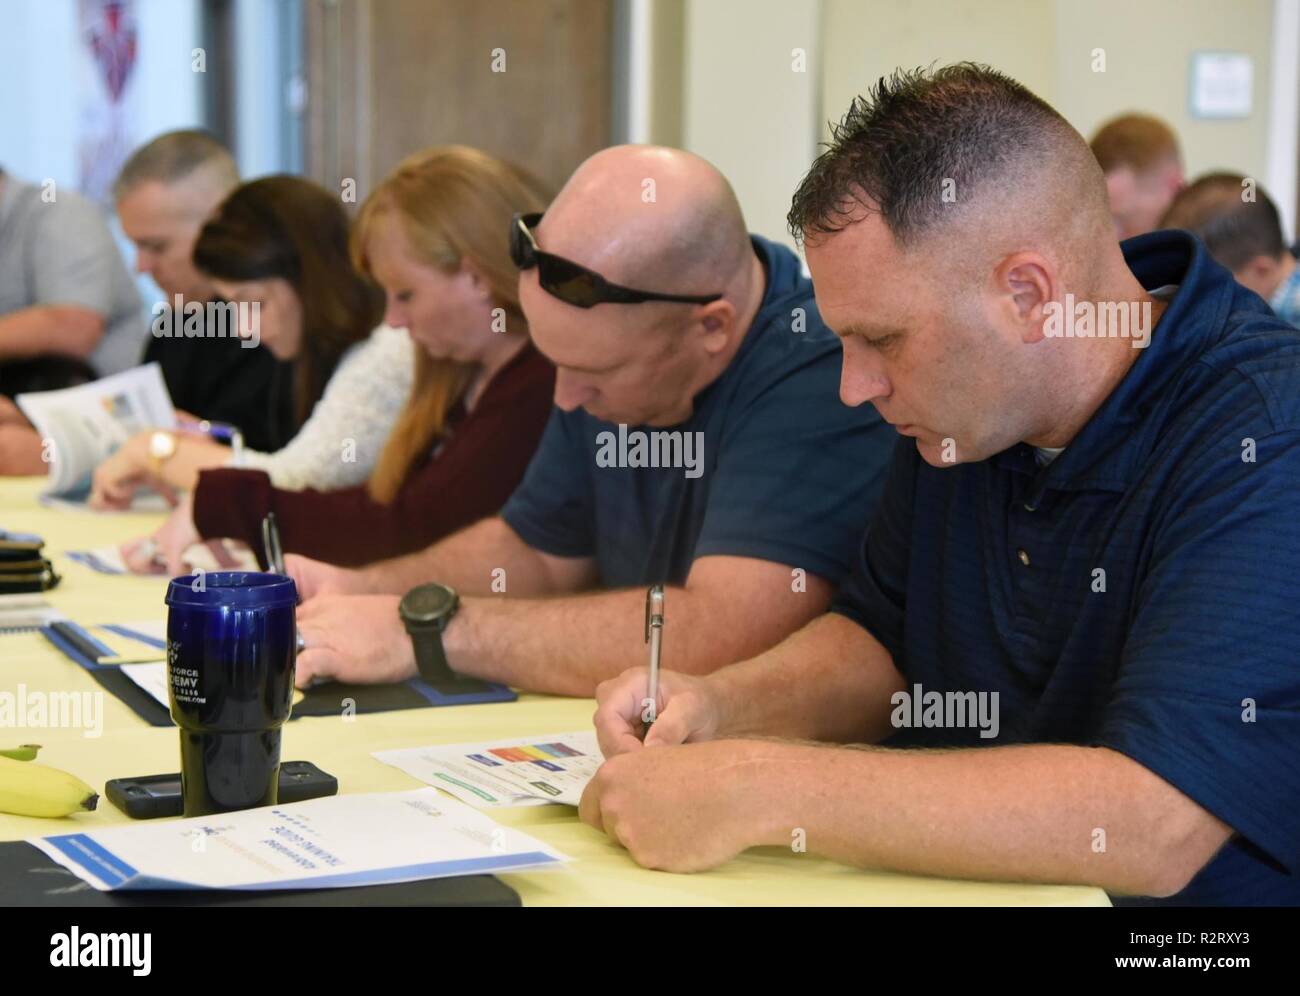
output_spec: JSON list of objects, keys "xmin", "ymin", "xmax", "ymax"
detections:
[{"xmin": 1131, "ymin": 813, "xmax": 1232, "ymax": 899}]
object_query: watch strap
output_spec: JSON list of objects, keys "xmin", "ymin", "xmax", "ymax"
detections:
[{"xmin": 411, "ymin": 622, "xmax": 458, "ymax": 685}]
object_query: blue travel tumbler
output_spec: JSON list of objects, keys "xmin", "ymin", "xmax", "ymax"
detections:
[{"xmin": 164, "ymin": 572, "xmax": 298, "ymax": 816}]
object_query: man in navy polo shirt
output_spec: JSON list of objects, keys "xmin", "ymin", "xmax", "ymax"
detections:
[
  {"xmin": 288, "ymin": 146, "xmax": 894, "ymax": 697},
  {"xmin": 585, "ymin": 66, "xmax": 1299, "ymax": 905}
]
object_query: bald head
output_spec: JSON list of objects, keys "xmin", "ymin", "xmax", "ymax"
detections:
[
  {"xmin": 519, "ymin": 146, "xmax": 767, "ymax": 428},
  {"xmin": 542, "ymin": 145, "xmax": 753, "ymax": 296}
]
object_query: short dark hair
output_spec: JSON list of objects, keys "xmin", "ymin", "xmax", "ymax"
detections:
[
  {"xmin": 788, "ymin": 63, "xmax": 1089, "ymax": 246},
  {"xmin": 1160, "ymin": 172, "xmax": 1286, "ymax": 270}
]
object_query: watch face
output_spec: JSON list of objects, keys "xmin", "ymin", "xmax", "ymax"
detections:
[
  {"xmin": 149, "ymin": 431, "xmax": 176, "ymax": 460},
  {"xmin": 402, "ymin": 583, "xmax": 456, "ymax": 624}
]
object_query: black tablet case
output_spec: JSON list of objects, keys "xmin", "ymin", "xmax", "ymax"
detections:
[
  {"xmin": 40, "ymin": 623, "xmax": 515, "ymax": 726},
  {"xmin": 0, "ymin": 840, "xmax": 520, "ymax": 906}
]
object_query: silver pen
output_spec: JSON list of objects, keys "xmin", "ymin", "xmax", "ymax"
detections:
[
  {"xmin": 644, "ymin": 584, "xmax": 665, "ymax": 734},
  {"xmin": 261, "ymin": 512, "xmax": 286, "ymax": 576}
]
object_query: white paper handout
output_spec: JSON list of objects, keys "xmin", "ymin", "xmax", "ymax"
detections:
[
  {"xmin": 15, "ymin": 363, "xmax": 176, "ymax": 503},
  {"xmin": 111, "ymin": 621, "xmax": 171, "ymax": 708},
  {"xmin": 30, "ymin": 789, "xmax": 567, "ymax": 891},
  {"xmin": 373, "ymin": 732, "xmax": 604, "ymax": 808},
  {"xmin": 118, "ymin": 662, "xmax": 170, "ymax": 708}
]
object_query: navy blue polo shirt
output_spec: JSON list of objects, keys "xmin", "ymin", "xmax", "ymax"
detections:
[
  {"xmin": 501, "ymin": 235, "xmax": 895, "ymax": 587},
  {"xmin": 833, "ymin": 230, "xmax": 1300, "ymax": 906}
]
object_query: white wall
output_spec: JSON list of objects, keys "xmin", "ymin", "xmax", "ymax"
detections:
[
  {"xmin": 680, "ymin": 0, "xmax": 822, "ymax": 247},
  {"xmin": 232, "ymin": 0, "xmax": 288, "ymax": 179},
  {"xmin": 629, "ymin": 0, "xmax": 1296, "ymax": 247},
  {"xmin": 1052, "ymin": 0, "xmax": 1275, "ymax": 194}
]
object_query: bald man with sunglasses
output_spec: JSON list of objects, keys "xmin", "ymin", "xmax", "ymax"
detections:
[{"xmin": 287, "ymin": 145, "xmax": 894, "ymax": 697}]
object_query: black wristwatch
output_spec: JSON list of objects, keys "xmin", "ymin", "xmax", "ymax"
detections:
[{"xmin": 397, "ymin": 583, "xmax": 488, "ymax": 693}]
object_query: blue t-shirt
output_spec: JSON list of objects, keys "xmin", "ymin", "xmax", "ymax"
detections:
[
  {"xmin": 501, "ymin": 235, "xmax": 895, "ymax": 588},
  {"xmin": 833, "ymin": 229, "xmax": 1300, "ymax": 906}
]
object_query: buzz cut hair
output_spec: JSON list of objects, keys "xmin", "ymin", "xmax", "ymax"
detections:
[
  {"xmin": 788, "ymin": 63, "xmax": 1095, "ymax": 248},
  {"xmin": 112, "ymin": 129, "xmax": 238, "ymax": 202}
]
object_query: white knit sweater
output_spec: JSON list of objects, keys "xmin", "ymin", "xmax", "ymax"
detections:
[{"xmin": 231, "ymin": 324, "xmax": 415, "ymax": 490}]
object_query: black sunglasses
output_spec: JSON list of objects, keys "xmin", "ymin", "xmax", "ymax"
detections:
[{"xmin": 510, "ymin": 212, "xmax": 723, "ymax": 309}]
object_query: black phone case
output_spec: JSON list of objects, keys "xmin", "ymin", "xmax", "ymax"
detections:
[
  {"xmin": 105, "ymin": 760, "xmax": 338, "ymax": 819},
  {"xmin": 0, "ymin": 532, "xmax": 60, "ymax": 594}
]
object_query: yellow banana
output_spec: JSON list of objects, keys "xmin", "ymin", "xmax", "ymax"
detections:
[
  {"xmin": 0, "ymin": 744, "xmax": 41, "ymax": 762},
  {"xmin": 0, "ymin": 754, "xmax": 98, "ymax": 818}
]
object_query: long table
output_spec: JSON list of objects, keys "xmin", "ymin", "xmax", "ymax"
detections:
[{"xmin": 0, "ymin": 476, "xmax": 1109, "ymax": 906}]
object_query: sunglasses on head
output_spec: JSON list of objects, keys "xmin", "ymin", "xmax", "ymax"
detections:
[{"xmin": 510, "ymin": 212, "xmax": 723, "ymax": 309}]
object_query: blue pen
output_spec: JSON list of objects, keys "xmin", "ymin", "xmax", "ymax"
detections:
[{"xmin": 177, "ymin": 418, "xmax": 245, "ymax": 464}]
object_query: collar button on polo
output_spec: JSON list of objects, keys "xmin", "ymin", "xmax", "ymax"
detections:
[{"xmin": 1017, "ymin": 548, "xmax": 1031, "ymax": 566}]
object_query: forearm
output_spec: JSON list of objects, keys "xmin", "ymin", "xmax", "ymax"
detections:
[
  {"xmin": 750, "ymin": 741, "xmax": 1229, "ymax": 897},
  {"xmin": 0, "ymin": 424, "xmax": 46, "ymax": 475},
  {"xmin": 446, "ymin": 579, "xmax": 804, "ymax": 697},
  {"xmin": 708, "ymin": 612, "xmax": 905, "ymax": 743},
  {"xmin": 159, "ymin": 437, "xmax": 230, "ymax": 490},
  {"xmin": 0, "ymin": 306, "xmax": 103, "ymax": 360},
  {"xmin": 353, "ymin": 517, "xmax": 559, "ymax": 596}
]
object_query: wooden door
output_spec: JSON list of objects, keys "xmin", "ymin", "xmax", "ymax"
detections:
[{"xmin": 303, "ymin": 0, "xmax": 612, "ymax": 201}]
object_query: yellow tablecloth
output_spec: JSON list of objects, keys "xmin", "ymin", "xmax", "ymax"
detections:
[{"xmin": 0, "ymin": 476, "xmax": 1109, "ymax": 906}]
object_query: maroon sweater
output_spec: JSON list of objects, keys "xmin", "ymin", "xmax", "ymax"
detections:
[{"xmin": 193, "ymin": 344, "xmax": 554, "ymax": 567}]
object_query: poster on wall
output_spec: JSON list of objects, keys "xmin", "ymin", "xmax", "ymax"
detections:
[{"xmin": 77, "ymin": 0, "xmax": 139, "ymax": 205}]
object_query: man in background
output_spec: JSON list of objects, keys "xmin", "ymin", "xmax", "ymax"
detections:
[
  {"xmin": 0, "ymin": 166, "xmax": 143, "ymax": 392},
  {"xmin": 114, "ymin": 130, "xmax": 293, "ymax": 451},
  {"xmin": 1090, "ymin": 113, "xmax": 1185, "ymax": 240},
  {"xmin": 1162, "ymin": 172, "xmax": 1300, "ymax": 327},
  {"xmin": 0, "ymin": 165, "xmax": 145, "ymax": 471}
]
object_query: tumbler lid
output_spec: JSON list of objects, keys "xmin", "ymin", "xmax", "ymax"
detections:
[{"xmin": 165, "ymin": 571, "xmax": 299, "ymax": 609}]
